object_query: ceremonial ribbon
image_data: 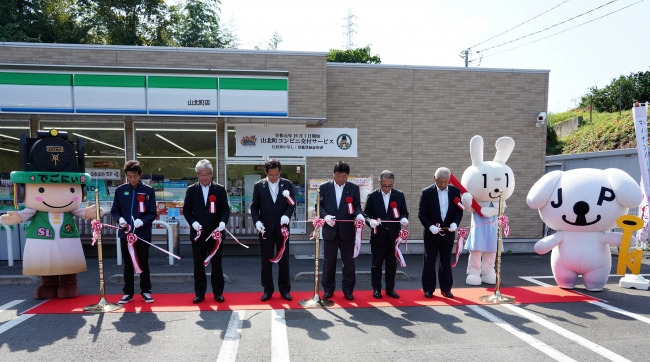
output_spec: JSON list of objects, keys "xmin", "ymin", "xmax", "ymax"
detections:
[
  {"xmin": 270, "ymin": 226, "xmax": 290, "ymax": 263},
  {"xmin": 390, "ymin": 201, "xmax": 400, "ymax": 218},
  {"xmin": 204, "ymin": 230, "xmax": 222, "ymax": 266},
  {"xmin": 346, "ymin": 196, "xmax": 354, "ymax": 214},
  {"xmin": 137, "ymin": 195, "xmax": 145, "ymax": 213},
  {"xmin": 203, "ymin": 226, "xmax": 249, "ymax": 248},
  {"xmin": 394, "ymin": 228, "xmax": 409, "ymax": 267},
  {"xmin": 454, "ymin": 196, "xmax": 465, "ymax": 211},
  {"xmin": 282, "ymin": 190, "xmax": 296, "ymax": 205},
  {"xmin": 310, "ymin": 217, "xmax": 325, "ymax": 239},
  {"xmin": 495, "ymin": 215, "xmax": 510, "ymax": 237},
  {"xmin": 352, "ymin": 218, "xmax": 364, "ymax": 258},
  {"xmin": 126, "ymin": 233, "xmax": 143, "ymax": 274},
  {"xmin": 209, "ymin": 195, "xmax": 216, "ymax": 213},
  {"xmin": 90, "ymin": 219, "xmax": 102, "ymax": 246},
  {"xmin": 451, "ymin": 228, "xmax": 468, "ymax": 267},
  {"xmin": 193, "ymin": 227, "xmax": 202, "ymax": 242},
  {"xmin": 373, "ymin": 218, "xmax": 381, "ymax": 234}
]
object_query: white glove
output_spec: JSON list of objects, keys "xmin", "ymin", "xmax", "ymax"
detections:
[
  {"xmin": 217, "ymin": 222, "xmax": 226, "ymax": 231},
  {"xmin": 429, "ymin": 225, "xmax": 439, "ymax": 234},
  {"xmin": 281, "ymin": 215, "xmax": 290, "ymax": 225},
  {"xmin": 449, "ymin": 223, "xmax": 457, "ymax": 232},
  {"xmin": 369, "ymin": 219, "xmax": 380, "ymax": 228},
  {"xmin": 256, "ymin": 221, "xmax": 265, "ymax": 233},
  {"xmin": 118, "ymin": 217, "xmax": 127, "ymax": 227},
  {"xmin": 461, "ymin": 193, "xmax": 473, "ymax": 211},
  {"xmin": 133, "ymin": 219, "xmax": 143, "ymax": 228},
  {"xmin": 192, "ymin": 221, "xmax": 201, "ymax": 231},
  {"xmin": 481, "ymin": 207, "xmax": 499, "ymax": 217},
  {"xmin": 400, "ymin": 218, "xmax": 409, "ymax": 226},
  {"xmin": 324, "ymin": 215, "xmax": 336, "ymax": 227},
  {"xmin": 356, "ymin": 214, "xmax": 364, "ymax": 221}
]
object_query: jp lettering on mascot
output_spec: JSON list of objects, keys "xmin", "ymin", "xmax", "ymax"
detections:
[
  {"xmin": 0, "ymin": 129, "xmax": 103, "ymax": 299},
  {"xmin": 457, "ymin": 135, "xmax": 515, "ymax": 286},
  {"xmin": 527, "ymin": 168, "xmax": 642, "ymax": 291}
]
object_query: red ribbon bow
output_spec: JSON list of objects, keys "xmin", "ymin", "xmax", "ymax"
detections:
[
  {"xmin": 204, "ymin": 230, "xmax": 223, "ymax": 266},
  {"xmin": 137, "ymin": 194, "xmax": 145, "ymax": 212},
  {"xmin": 209, "ymin": 195, "xmax": 216, "ymax": 202},
  {"xmin": 270, "ymin": 226, "xmax": 290, "ymax": 263},
  {"xmin": 389, "ymin": 201, "xmax": 400, "ymax": 218},
  {"xmin": 395, "ymin": 228, "xmax": 409, "ymax": 267},
  {"xmin": 126, "ymin": 232, "xmax": 142, "ymax": 273},
  {"xmin": 137, "ymin": 195, "xmax": 145, "ymax": 202},
  {"xmin": 310, "ymin": 217, "xmax": 325, "ymax": 240},
  {"xmin": 346, "ymin": 196, "xmax": 354, "ymax": 214},
  {"xmin": 208, "ymin": 195, "xmax": 217, "ymax": 213},
  {"xmin": 451, "ymin": 228, "xmax": 469, "ymax": 267},
  {"xmin": 91, "ymin": 219, "xmax": 102, "ymax": 246}
]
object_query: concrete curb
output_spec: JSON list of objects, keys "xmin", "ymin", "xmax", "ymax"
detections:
[
  {"xmin": 0, "ymin": 275, "xmax": 40, "ymax": 285},
  {"xmin": 294, "ymin": 270, "xmax": 409, "ymax": 281},
  {"xmin": 107, "ymin": 273, "xmax": 232, "ymax": 284}
]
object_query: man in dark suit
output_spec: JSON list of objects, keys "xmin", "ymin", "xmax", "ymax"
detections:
[
  {"xmin": 319, "ymin": 161, "xmax": 364, "ymax": 301},
  {"xmin": 183, "ymin": 159, "xmax": 230, "ymax": 304},
  {"xmin": 250, "ymin": 159, "xmax": 296, "ymax": 302},
  {"xmin": 418, "ymin": 167, "xmax": 463, "ymax": 299},
  {"xmin": 363, "ymin": 170, "xmax": 409, "ymax": 299}
]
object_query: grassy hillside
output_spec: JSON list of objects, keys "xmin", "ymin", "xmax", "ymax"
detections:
[{"xmin": 547, "ymin": 109, "xmax": 639, "ymax": 155}]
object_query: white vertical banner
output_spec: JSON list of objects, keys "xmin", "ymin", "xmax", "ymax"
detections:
[{"xmin": 633, "ymin": 102, "xmax": 650, "ymax": 248}]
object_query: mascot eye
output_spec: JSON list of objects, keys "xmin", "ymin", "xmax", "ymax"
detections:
[
  {"xmin": 38, "ymin": 187, "xmax": 45, "ymax": 193},
  {"xmin": 70, "ymin": 188, "xmax": 75, "ymax": 193},
  {"xmin": 482, "ymin": 174, "xmax": 487, "ymax": 188}
]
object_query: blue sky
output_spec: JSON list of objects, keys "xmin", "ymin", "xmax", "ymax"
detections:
[{"xmin": 170, "ymin": 0, "xmax": 650, "ymax": 114}]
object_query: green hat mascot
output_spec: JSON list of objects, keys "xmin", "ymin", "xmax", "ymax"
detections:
[{"xmin": 0, "ymin": 129, "xmax": 104, "ymax": 299}]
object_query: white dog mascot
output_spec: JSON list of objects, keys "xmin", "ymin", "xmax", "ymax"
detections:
[
  {"xmin": 527, "ymin": 168, "xmax": 641, "ymax": 291},
  {"xmin": 460, "ymin": 135, "xmax": 515, "ymax": 286}
]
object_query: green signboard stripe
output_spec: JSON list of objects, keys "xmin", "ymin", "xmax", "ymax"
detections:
[
  {"xmin": 0, "ymin": 72, "xmax": 72, "ymax": 86},
  {"xmin": 74, "ymin": 74, "xmax": 145, "ymax": 88},
  {"xmin": 148, "ymin": 76, "xmax": 217, "ymax": 89},
  {"xmin": 220, "ymin": 78, "xmax": 287, "ymax": 91}
]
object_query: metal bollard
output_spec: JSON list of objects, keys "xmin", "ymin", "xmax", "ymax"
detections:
[{"xmin": 167, "ymin": 218, "xmax": 180, "ymax": 257}]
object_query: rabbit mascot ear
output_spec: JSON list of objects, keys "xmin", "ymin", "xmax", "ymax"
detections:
[
  {"xmin": 469, "ymin": 135, "xmax": 484, "ymax": 166},
  {"xmin": 494, "ymin": 137, "xmax": 515, "ymax": 164}
]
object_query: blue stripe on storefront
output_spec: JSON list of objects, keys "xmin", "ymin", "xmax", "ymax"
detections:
[
  {"xmin": 75, "ymin": 109, "xmax": 147, "ymax": 114},
  {"xmin": 149, "ymin": 110, "xmax": 219, "ymax": 115},
  {"xmin": 1, "ymin": 107, "xmax": 74, "ymax": 113},
  {"xmin": 219, "ymin": 111, "xmax": 288, "ymax": 117}
]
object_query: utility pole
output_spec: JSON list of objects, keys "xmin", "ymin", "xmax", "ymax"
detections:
[
  {"xmin": 343, "ymin": 9, "xmax": 357, "ymax": 50},
  {"xmin": 463, "ymin": 49, "xmax": 469, "ymax": 67}
]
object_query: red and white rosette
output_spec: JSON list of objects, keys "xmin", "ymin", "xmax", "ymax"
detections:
[
  {"xmin": 91, "ymin": 219, "xmax": 102, "ymax": 246},
  {"xmin": 310, "ymin": 217, "xmax": 324, "ymax": 240},
  {"xmin": 282, "ymin": 190, "xmax": 295, "ymax": 206},
  {"xmin": 346, "ymin": 196, "xmax": 354, "ymax": 214},
  {"xmin": 451, "ymin": 228, "xmax": 468, "ymax": 267},
  {"xmin": 390, "ymin": 201, "xmax": 400, "ymax": 218},
  {"xmin": 126, "ymin": 233, "xmax": 143, "ymax": 274},
  {"xmin": 137, "ymin": 195, "xmax": 145, "ymax": 212},
  {"xmin": 270, "ymin": 226, "xmax": 290, "ymax": 263},
  {"xmin": 495, "ymin": 215, "xmax": 510, "ymax": 237},
  {"xmin": 454, "ymin": 196, "xmax": 465, "ymax": 210},
  {"xmin": 204, "ymin": 230, "xmax": 223, "ymax": 266},
  {"xmin": 193, "ymin": 226, "xmax": 202, "ymax": 242},
  {"xmin": 394, "ymin": 228, "xmax": 409, "ymax": 267},
  {"xmin": 208, "ymin": 195, "xmax": 216, "ymax": 213},
  {"xmin": 352, "ymin": 218, "xmax": 364, "ymax": 258}
]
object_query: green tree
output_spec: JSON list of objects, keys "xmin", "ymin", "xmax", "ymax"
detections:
[
  {"xmin": 0, "ymin": 0, "xmax": 41, "ymax": 42},
  {"xmin": 175, "ymin": 0, "xmax": 231, "ymax": 48},
  {"xmin": 579, "ymin": 70, "xmax": 650, "ymax": 112},
  {"xmin": 267, "ymin": 31, "xmax": 282, "ymax": 50},
  {"xmin": 327, "ymin": 45, "xmax": 381, "ymax": 64},
  {"xmin": 38, "ymin": 0, "xmax": 92, "ymax": 44}
]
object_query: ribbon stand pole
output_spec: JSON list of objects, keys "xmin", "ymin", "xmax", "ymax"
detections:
[
  {"xmin": 479, "ymin": 191, "xmax": 516, "ymax": 304},
  {"xmin": 84, "ymin": 189, "xmax": 123, "ymax": 313},
  {"xmin": 299, "ymin": 190, "xmax": 334, "ymax": 308}
]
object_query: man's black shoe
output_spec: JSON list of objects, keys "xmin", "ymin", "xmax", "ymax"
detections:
[
  {"xmin": 372, "ymin": 290, "xmax": 382, "ymax": 299},
  {"xmin": 215, "ymin": 295, "xmax": 225, "ymax": 303},
  {"xmin": 386, "ymin": 289, "xmax": 400, "ymax": 299},
  {"xmin": 193, "ymin": 296, "xmax": 205, "ymax": 304},
  {"xmin": 261, "ymin": 292, "xmax": 272, "ymax": 302},
  {"xmin": 424, "ymin": 291, "xmax": 434, "ymax": 299},
  {"xmin": 281, "ymin": 292, "xmax": 292, "ymax": 301},
  {"xmin": 344, "ymin": 293, "xmax": 354, "ymax": 301},
  {"xmin": 322, "ymin": 291, "xmax": 333, "ymax": 300},
  {"xmin": 441, "ymin": 291, "xmax": 454, "ymax": 299}
]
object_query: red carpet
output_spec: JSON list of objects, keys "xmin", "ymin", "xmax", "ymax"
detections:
[{"xmin": 24, "ymin": 286, "xmax": 597, "ymax": 314}]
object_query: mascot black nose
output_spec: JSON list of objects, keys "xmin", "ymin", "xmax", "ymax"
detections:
[
  {"xmin": 573, "ymin": 201, "xmax": 589, "ymax": 216},
  {"xmin": 494, "ymin": 188, "xmax": 500, "ymax": 193}
]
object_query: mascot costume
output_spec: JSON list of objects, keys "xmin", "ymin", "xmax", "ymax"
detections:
[
  {"xmin": 459, "ymin": 135, "xmax": 515, "ymax": 286},
  {"xmin": 527, "ymin": 168, "xmax": 641, "ymax": 291},
  {"xmin": 0, "ymin": 129, "xmax": 103, "ymax": 299}
]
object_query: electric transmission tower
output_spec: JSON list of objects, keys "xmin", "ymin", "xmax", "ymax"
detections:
[{"xmin": 343, "ymin": 9, "xmax": 357, "ymax": 50}]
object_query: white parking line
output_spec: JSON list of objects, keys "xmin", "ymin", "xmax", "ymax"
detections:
[
  {"xmin": 502, "ymin": 304, "xmax": 631, "ymax": 362},
  {"xmin": 468, "ymin": 305, "xmax": 577, "ymax": 362},
  {"xmin": 0, "ymin": 300, "xmax": 25, "ymax": 313},
  {"xmin": 0, "ymin": 314, "xmax": 34, "ymax": 335},
  {"xmin": 271, "ymin": 309, "xmax": 290, "ymax": 362},
  {"xmin": 216, "ymin": 310, "xmax": 246, "ymax": 362}
]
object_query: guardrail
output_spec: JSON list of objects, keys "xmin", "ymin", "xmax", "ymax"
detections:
[
  {"xmin": 116, "ymin": 220, "xmax": 176, "ymax": 266},
  {"xmin": 3, "ymin": 225, "xmax": 14, "ymax": 267}
]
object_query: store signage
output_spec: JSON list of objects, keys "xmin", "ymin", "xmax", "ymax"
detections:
[
  {"xmin": 235, "ymin": 127, "xmax": 357, "ymax": 157},
  {"xmin": 86, "ymin": 168, "xmax": 121, "ymax": 180}
]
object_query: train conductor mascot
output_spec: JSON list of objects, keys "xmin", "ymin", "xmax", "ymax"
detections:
[{"xmin": 0, "ymin": 129, "xmax": 103, "ymax": 299}]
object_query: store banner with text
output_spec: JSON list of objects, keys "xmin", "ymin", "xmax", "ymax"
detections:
[{"xmin": 235, "ymin": 127, "xmax": 357, "ymax": 157}]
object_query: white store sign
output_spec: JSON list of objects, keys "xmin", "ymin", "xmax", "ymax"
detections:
[{"xmin": 235, "ymin": 127, "xmax": 357, "ymax": 157}]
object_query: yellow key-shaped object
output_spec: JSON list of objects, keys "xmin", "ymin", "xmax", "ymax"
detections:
[{"xmin": 616, "ymin": 214, "xmax": 644, "ymax": 275}]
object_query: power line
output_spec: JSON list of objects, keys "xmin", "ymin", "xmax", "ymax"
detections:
[
  {"xmin": 480, "ymin": 0, "xmax": 645, "ymax": 59},
  {"xmin": 476, "ymin": 0, "xmax": 619, "ymax": 53},
  {"xmin": 470, "ymin": 0, "xmax": 571, "ymax": 49}
]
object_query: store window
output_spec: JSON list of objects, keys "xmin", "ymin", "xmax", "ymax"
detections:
[{"xmin": 0, "ymin": 120, "xmax": 30, "ymax": 210}]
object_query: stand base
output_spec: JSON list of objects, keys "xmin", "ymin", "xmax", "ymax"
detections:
[
  {"xmin": 479, "ymin": 291, "xmax": 516, "ymax": 304},
  {"xmin": 619, "ymin": 274, "xmax": 650, "ymax": 290},
  {"xmin": 84, "ymin": 297, "xmax": 123, "ymax": 313},
  {"xmin": 298, "ymin": 295, "xmax": 335, "ymax": 308}
]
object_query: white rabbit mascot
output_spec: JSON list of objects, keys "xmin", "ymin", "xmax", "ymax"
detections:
[
  {"xmin": 527, "ymin": 168, "xmax": 641, "ymax": 291},
  {"xmin": 460, "ymin": 136, "xmax": 515, "ymax": 286}
]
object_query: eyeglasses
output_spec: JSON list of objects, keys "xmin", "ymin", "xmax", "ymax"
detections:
[
  {"xmin": 381, "ymin": 184, "xmax": 394, "ymax": 188},
  {"xmin": 197, "ymin": 173, "xmax": 212, "ymax": 178}
]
